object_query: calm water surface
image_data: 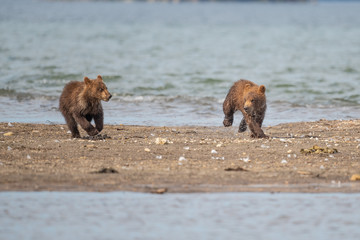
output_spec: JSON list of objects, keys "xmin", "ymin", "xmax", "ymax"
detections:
[
  {"xmin": 1, "ymin": 192, "xmax": 360, "ymax": 240},
  {"xmin": 0, "ymin": 0, "xmax": 359, "ymax": 126}
]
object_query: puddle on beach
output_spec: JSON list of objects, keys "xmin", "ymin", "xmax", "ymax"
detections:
[{"xmin": 1, "ymin": 192, "xmax": 359, "ymax": 240}]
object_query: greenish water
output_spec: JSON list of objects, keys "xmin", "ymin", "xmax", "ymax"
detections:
[{"xmin": 0, "ymin": 0, "xmax": 359, "ymax": 125}]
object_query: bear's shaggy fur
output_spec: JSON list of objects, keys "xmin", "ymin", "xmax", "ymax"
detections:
[
  {"xmin": 223, "ymin": 79, "xmax": 267, "ymax": 138},
  {"xmin": 59, "ymin": 75, "xmax": 112, "ymax": 138}
]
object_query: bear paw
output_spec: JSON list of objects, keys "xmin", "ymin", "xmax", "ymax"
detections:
[
  {"xmin": 223, "ymin": 118, "xmax": 233, "ymax": 127},
  {"xmin": 87, "ymin": 128, "xmax": 99, "ymax": 136}
]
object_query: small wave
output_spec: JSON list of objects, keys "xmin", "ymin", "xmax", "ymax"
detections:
[
  {"xmin": 195, "ymin": 78, "xmax": 224, "ymax": 85},
  {"xmin": 343, "ymin": 67, "xmax": 357, "ymax": 73},
  {"xmin": 133, "ymin": 83, "xmax": 176, "ymax": 92},
  {"xmin": 112, "ymin": 94, "xmax": 220, "ymax": 105}
]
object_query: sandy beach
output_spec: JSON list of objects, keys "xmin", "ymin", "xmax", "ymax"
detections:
[{"xmin": 1, "ymin": 120, "xmax": 360, "ymax": 193}]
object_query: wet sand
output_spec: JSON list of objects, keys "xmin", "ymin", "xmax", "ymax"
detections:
[{"xmin": 1, "ymin": 120, "xmax": 360, "ymax": 193}]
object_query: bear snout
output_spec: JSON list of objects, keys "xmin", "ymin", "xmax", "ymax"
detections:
[
  {"xmin": 244, "ymin": 106, "xmax": 251, "ymax": 114},
  {"xmin": 104, "ymin": 94, "xmax": 112, "ymax": 102}
]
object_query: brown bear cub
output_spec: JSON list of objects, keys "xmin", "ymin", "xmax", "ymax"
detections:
[
  {"xmin": 223, "ymin": 79, "xmax": 268, "ymax": 138},
  {"xmin": 59, "ymin": 75, "xmax": 112, "ymax": 138}
]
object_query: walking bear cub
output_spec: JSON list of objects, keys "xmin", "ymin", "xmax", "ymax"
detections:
[
  {"xmin": 223, "ymin": 79, "xmax": 268, "ymax": 138},
  {"xmin": 59, "ymin": 75, "xmax": 112, "ymax": 138}
]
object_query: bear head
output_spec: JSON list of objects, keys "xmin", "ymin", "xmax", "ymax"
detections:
[
  {"xmin": 84, "ymin": 75, "xmax": 112, "ymax": 102},
  {"xmin": 243, "ymin": 84, "xmax": 266, "ymax": 115}
]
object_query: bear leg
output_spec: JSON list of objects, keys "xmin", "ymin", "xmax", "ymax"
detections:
[
  {"xmin": 73, "ymin": 114, "xmax": 99, "ymax": 136},
  {"xmin": 245, "ymin": 115, "xmax": 267, "ymax": 138},
  {"xmin": 223, "ymin": 96, "xmax": 234, "ymax": 127},
  {"xmin": 238, "ymin": 118, "xmax": 247, "ymax": 133},
  {"xmin": 64, "ymin": 115, "xmax": 81, "ymax": 138},
  {"xmin": 94, "ymin": 112, "xmax": 104, "ymax": 132}
]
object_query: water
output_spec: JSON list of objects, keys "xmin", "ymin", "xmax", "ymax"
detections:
[
  {"xmin": 0, "ymin": 192, "xmax": 359, "ymax": 240},
  {"xmin": 0, "ymin": 0, "xmax": 359, "ymax": 126}
]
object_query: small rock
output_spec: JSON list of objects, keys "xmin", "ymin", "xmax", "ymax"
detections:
[
  {"xmin": 179, "ymin": 156, "xmax": 186, "ymax": 161},
  {"xmin": 144, "ymin": 148, "xmax": 151, "ymax": 152},
  {"xmin": 281, "ymin": 159, "xmax": 287, "ymax": 164},
  {"xmin": 85, "ymin": 144, "xmax": 96, "ymax": 148},
  {"xmin": 27, "ymin": 155, "xmax": 31, "ymax": 160},
  {"xmin": 7, "ymin": 146, "xmax": 12, "ymax": 151},
  {"xmin": 211, "ymin": 149, "xmax": 218, "ymax": 154},
  {"xmin": 8, "ymin": 122, "xmax": 13, "ymax": 127},
  {"xmin": 3, "ymin": 132, "xmax": 13, "ymax": 136},
  {"xmin": 156, "ymin": 155, "xmax": 162, "ymax": 159},
  {"xmin": 261, "ymin": 144, "xmax": 270, "ymax": 149},
  {"xmin": 183, "ymin": 146, "xmax": 190, "ymax": 150}
]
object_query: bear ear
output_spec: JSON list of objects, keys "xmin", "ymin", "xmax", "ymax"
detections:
[
  {"xmin": 97, "ymin": 75, "xmax": 103, "ymax": 81},
  {"xmin": 84, "ymin": 77, "xmax": 91, "ymax": 85},
  {"xmin": 245, "ymin": 84, "xmax": 251, "ymax": 90},
  {"xmin": 258, "ymin": 85, "xmax": 266, "ymax": 94}
]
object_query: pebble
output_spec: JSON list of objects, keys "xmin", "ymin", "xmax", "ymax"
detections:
[
  {"xmin": 8, "ymin": 122, "xmax": 13, "ymax": 127},
  {"xmin": 211, "ymin": 149, "xmax": 218, "ymax": 154},
  {"xmin": 7, "ymin": 146, "xmax": 12, "ymax": 151},
  {"xmin": 27, "ymin": 155, "xmax": 31, "ymax": 160},
  {"xmin": 4, "ymin": 132, "xmax": 13, "ymax": 136},
  {"xmin": 183, "ymin": 146, "xmax": 190, "ymax": 150},
  {"xmin": 261, "ymin": 144, "xmax": 270, "ymax": 149},
  {"xmin": 144, "ymin": 148, "xmax": 151, "ymax": 152},
  {"xmin": 179, "ymin": 156, "xmax": 186, "ymax": 161},
  {"xmin": 156, "ymin": 155, "xmax": 162, "ymax": 159},
  {"xmin": 281, "ymin": 159, "xmax": 287, "ymax": 164}
]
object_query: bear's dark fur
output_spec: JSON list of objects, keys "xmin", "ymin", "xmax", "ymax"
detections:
[
  {"xmin": 223, "ymin": 79, "xmax": 267, "ymax": 138},
  {"xmin": 59, "ymin": 75, "xmax": 112, "ymax": 138}
]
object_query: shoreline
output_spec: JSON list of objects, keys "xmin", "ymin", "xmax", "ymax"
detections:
[{"xmin": 1, "ymin": 119, "xmax": 360, "ymax": 193}]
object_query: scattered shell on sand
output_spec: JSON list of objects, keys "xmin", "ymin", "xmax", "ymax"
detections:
[{"xmin": 155, "ymin": 137, "xmax": 168, "ymax": 145}]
